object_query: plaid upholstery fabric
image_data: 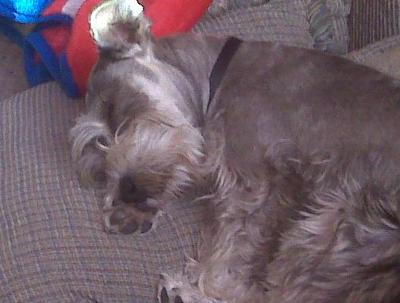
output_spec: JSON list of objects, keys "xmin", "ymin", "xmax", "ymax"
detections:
[
  {"xmin": 197, "ymin": 0, "xmax": 350, "ymax": 52},
  {"xmin": 196, "ymin": 0, "xmax": 314, "ymax": 48},
  {"xmin": 2, "ymin": 0, "xmax": 400, "ymax": 302}
]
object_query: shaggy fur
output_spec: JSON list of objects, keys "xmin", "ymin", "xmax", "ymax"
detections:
[{"xmin": 70, "ymin": 0, "xmax": 400, "ymax": 302}]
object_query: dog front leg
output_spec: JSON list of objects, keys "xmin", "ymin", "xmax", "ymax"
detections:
[{"xmin": 159, "ymin": 185, "xmax": 269, "ymax": 303}]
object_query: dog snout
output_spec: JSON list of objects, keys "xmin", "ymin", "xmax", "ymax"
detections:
[{"xmin": 119, "ymin": 175, "xmax": 148, "ymax": 204}]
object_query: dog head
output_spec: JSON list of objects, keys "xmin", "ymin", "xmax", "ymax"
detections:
[{"xmin": 71, "ymin": 0, "xmax": 205, "ymax": 210}]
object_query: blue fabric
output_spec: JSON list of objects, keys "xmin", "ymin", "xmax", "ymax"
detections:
[
  {"xmin": 0, "ymin": 0, "xmax": 53, "ymax": 23},
  {"xmin": 59, "ymin": 53, "xmax": 80, "ymax": 98},
  {"xmin": 23, "ymin": 13, "xmax": 80, "ymax": 98},
  {"xmin": 0, "ymin": 3, "xmax": 81, "ymax": 98},
  {"xmin": 0, "ymin": 16, "xmax": 24, "ymax": 46},
  {"xmin": 24, "ymin": 30, "xmax": 60, "ymax": 87},
  {"xmin": 0, "ymin": 14, "xmax": 75, "ymax": 95}
]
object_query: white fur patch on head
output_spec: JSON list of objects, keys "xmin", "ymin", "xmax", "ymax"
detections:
[
  {"xmin": 118, "ymin": 0, "xmax": 143, "ymax": 17},
  {"xmin": 90, "ymin": 0, "xmax": 144, "ymax": 49}
]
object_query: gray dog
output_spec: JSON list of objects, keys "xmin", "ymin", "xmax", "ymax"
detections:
[{"xmin": 70, "ymin": 1, "xmax": 400, "ymax": 302}]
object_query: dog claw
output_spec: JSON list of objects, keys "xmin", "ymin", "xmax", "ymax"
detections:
[
  {"xmin": 174, "ymin": 296, "xmax": 184, "ymax": 303},
  {"xmin": 160, "ymin": 287, "xmax": 169, "ymax": 303},
  {"xmin": 109, "ymin": 208, "xmax": 129, "ymax": 225},
  {"xmin": 120, "ymin": 221, "xmax": 139, "ymax": 234},
  {"xmin": 140, "ymin": 221, "xmax": 153, "ymax": 233}
]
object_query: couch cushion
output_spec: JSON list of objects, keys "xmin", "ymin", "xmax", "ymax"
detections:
[
  {"xmin": 197, "ymin": 0, "xmax": 350, "ymax": 53},
  {"xmin": 347, "ymin": 35, "xmax": 400, "ymax": 79}
]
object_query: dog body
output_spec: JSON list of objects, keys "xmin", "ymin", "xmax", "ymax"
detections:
[
  {"xmin": 192, "ymin": 42, "xmax": 400, "ymax": 303},
  {"xmin": 183, "ymin": 41, "xmax": 400, "ymax": 303},
  {"xmin": 71, "ymin": 2, "xmax": 400, "ymax": 302}
]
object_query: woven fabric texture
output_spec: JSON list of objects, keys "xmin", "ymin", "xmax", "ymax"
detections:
[
  {"xmin": 198, "ymin": 0, "xmax": 350, "ymax": 52},
  {"xmin": 348, "ymin": 0, "xmax": 400, "ymax": 51},
  {"xmin": 195, "ymin": 0, "xmax": 314, "ymax": 48},
  {"xmin": 346, "ymin": 34, "xmax": 400, "ymax": 79},
  {"xmin": 2, "ymin": 0, "xmax": 400, "ymax": 302}
]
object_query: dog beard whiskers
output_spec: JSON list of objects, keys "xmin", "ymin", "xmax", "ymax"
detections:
[
  {"xmin": 70, "ymin": 115, "xmax": 112, "ymax": 161},
  {"xmin": 105, "ymin": 110, "xmax": 205, "ymax": 200},
  {"xmin": 69, "ymin": 114, "xmax": 113, "ymax": 184},
  {"xmin": 113, "ymin": 117, "xmax": 130, "ymax": 145}
]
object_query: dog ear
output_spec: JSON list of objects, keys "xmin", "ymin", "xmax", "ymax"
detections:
[{"xmin": 90, "ymin": 0, "xmax": 150, "ymax": 53}]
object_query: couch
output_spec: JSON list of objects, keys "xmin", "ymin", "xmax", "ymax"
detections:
[{"xmin": 1, "ymin": 0, "xmax": 400, "ymax": 302}]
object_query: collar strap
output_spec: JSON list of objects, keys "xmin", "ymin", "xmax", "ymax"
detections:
[{"xmin": 208, "ymin": 37, "xmax": 242, "ymax": 111}]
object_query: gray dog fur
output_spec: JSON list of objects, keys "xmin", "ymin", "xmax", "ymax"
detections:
[{"xmin": 70, "ymin": 1, "xmax": 400, "ymax": 302}]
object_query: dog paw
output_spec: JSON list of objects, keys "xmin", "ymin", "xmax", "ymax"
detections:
[
  {"xmin": 158, "ymin": 273, "xmax": 223, "ymax": 303},
  {"xmin": 159, "ymin": 286, "xmax": 184, "ymax": 303},
  {"xmin": 103, "ymin": 203, "xmax": 159, "ymax": 234}
]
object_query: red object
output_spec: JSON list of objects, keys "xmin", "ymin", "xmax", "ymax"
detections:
[
  {"xmin": 67, "ymin": 0, "xmax": 101, "ymax": 95},
  {"xmin": 28, "ymin": 0, "xmax": 213, "ymax": 97},
  {"xmin": 142, "ymin": 0, "xmax": 213, "ymax": 37},
  {"xmin": 74, "ymin": 0, "xmax": 214, "ymax": 94}
]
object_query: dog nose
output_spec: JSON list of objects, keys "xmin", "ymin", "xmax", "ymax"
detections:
[{"xmin": 119, "ymin": 175, "xmax": 148, "ymax": 204}]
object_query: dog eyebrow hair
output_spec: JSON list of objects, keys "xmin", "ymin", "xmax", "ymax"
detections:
[{"xmin": 145, "ymin": 116, "xmax": 176, "ymax": 128}]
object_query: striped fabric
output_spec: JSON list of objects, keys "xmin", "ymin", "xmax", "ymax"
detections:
[
  {"xmin": 2, "ymin": 1, "xmax": 400, "ymax": 302},
  {"xmin": 348, "ymin": 0, "xmax": 400, "ymax": 51}
]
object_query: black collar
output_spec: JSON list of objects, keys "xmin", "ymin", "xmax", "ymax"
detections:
[{"xmin": 207, "ymin": 37, "xmax": 242, "ymax": 111}]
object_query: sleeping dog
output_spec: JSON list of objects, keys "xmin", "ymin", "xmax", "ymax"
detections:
[{"xmin": 70, "ymin": 0, "xmax": 400, "ymax": 302}]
